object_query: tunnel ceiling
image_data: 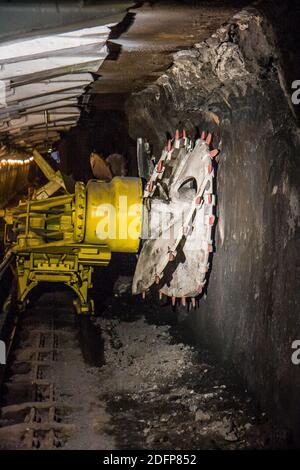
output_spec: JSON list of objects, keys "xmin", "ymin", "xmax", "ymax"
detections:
[
  {"xmin": 0, "ymin": 1, "xmax": 133, "ymax": 152},
  {"xmin": 92, "ymin": 1, "xmax": 249, "ymax": 99},
  {"xmin": 0, "ymin": 1, "xmax": 251, "ymax": 152}
]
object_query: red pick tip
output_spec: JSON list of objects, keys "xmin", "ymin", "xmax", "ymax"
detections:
[
  {"xmin": 157, "ymin": 161, "xmax": 163, "ymax": 172},
  {"xmin": 206, "ymin": 133, "xmax": 212, "ymax": 145},
  {"xmin": 208, "ymin": 163, "xmax": 213, "ymax": 174},
  {"xmin": 171, "ymin": 296, "xmax": 176, "ymax": 306},
  {"xmin": 175, "ymin": 129, "xmax": 180, "ymax": 140},
  {"xmin": 201, "ymin": 131, "xmax": 206, "ymax": 140},
  {"xmin": 210, "ymin": 149, "xmax": 219, "ymax": 158},
  {"xmin": 195, "ymin": 195, "xmax": 202, "ymax": 206},
  {"xmin": 183, "ymin": 129, "xmax": 187, "ymax": 139},
  {"xmin": 209, "ymin": 215, "xmax": 215, "ymax": 225}
]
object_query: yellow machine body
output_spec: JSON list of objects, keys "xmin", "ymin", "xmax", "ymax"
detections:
[
  {"xmin": 0, "ymin": 173, "xmax": 143, "ymax": 314},
  {"xmin": 85, "ymin": 177, "xmax": 143, "ymax": 252}
]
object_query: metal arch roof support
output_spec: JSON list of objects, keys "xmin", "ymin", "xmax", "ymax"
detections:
[{"xmin": 0, "ymin": 4, "xmax": 132, "ymax": 150}]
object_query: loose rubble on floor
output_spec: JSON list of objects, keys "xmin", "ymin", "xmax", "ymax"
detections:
[{"xmin": 84, "ymin": 292, "xmax": 278, "ymax": 450}]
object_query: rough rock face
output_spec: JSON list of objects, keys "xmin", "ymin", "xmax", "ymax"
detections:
[{"xmin": 126, "ymin": 8, "xmax": 300, "ymax": 442}]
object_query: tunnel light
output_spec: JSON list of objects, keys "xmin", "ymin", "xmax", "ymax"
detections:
[{"xmin": 0, "ymin": 156, "xmax": 33, "ymax": 166}]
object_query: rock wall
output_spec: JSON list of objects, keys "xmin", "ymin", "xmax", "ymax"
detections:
[{"xmin": 126, "ymin": 8, "xmax": 300, "ymax": 442}]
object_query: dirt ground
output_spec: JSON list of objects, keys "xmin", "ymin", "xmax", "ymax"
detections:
[
  {"xmin": 65, "ymin": 289, "xmax": 283, "ymax": 450},
  {"xmin": 0, "ymin": 282, "xmax": 285, "ymax": 450}
]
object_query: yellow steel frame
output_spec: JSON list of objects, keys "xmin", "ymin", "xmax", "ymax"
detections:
[{"xmin": 1, "ymin": 175, "xmax": 142, "ymax": 314}]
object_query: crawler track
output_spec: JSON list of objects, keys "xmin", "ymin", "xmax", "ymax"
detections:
[{"xmin": 0, "ymin": 301, "xmax": 79, "ymax": 449}]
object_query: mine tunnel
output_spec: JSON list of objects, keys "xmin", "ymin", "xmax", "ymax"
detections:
[{"xmin": 0, "ymin": 0, "xmax": 300, "ymax": 456}]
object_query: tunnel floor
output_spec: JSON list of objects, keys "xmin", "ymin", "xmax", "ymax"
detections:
[
  {"xmin": 0, "ymin": 287, "xmax": 286, "ymax": 450},
  {"xmin": 88, "ymin": 297, "xmax": 283, "ymax": 450}
]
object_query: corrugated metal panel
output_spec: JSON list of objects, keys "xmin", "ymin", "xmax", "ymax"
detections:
[
  {"xmin": 0, "ymin": 2, "xmax": 132, "ymax": 203},
  {"xmin": 0, "ymin": 3, "xmax": 132, "ymax": 151}
]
